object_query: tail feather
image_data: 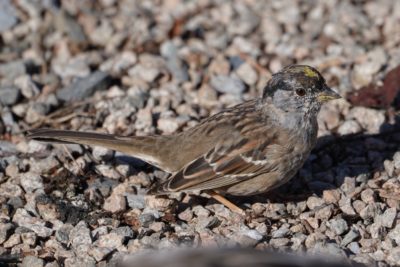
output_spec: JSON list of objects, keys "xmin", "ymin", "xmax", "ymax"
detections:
[{"xmin": 27, "ymin": 128, "xmax": 150, "ymax": 158}]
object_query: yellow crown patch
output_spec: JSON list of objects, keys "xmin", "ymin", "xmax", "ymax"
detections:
[{"xmin": 303, "ymin": 67, "xmax": 319, "ymax": 78}]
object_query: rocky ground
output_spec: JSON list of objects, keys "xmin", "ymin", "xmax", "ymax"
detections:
[{"xmin": 0, "ymin": 0, "xmax": 400, "ymax": 266}]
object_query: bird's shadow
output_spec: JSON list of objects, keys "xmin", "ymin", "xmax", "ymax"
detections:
[{"xmin": 228, "ymin": 115, "xmax": 400, "ymax": 206}]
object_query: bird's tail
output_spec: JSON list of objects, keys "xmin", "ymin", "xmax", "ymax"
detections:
[{"xmin": 27, "ymin": 128, "xmax": 163, "ymax": 163}]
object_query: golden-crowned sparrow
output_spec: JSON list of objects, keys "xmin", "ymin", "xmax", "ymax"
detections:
[{"xmin": 28, "ymin": 65, "xmax": 340, "ymax": 212}]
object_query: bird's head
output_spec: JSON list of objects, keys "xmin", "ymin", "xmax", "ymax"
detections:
[{"xmin": 262, "ymin": 65, "xmax": 341, "ymax": 115}]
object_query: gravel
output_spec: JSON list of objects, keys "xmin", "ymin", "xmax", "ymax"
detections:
[{"xmin": 0, "ymin": 0, "xmax": 399, "ymax": 266}]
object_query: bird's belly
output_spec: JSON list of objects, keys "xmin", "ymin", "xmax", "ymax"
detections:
[{"xmin": 224, "ymin": 150, "xmax": 310, "ymax": 196}]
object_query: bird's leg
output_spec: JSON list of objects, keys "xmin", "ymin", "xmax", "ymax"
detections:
[{"xmin": 207, "ymin": 190, "xmax": 245, "ymax": 215}]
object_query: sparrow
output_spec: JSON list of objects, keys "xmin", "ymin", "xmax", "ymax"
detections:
[{"xmin": 28, "ymin": 65, "xmax": 340, "ymax": 213}]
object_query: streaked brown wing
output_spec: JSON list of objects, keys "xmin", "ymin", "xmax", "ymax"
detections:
[{"xmin": 155, "ymin": 128, "xmax": 282, "ymax": 193}]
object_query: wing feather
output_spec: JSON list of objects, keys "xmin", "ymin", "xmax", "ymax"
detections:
[{"xmin": 155, "ymin": 126, "xmax": 283, "ymax": 193}]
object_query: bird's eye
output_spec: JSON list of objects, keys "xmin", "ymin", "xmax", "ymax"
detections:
[{"xmin": 296, "ymin": 89, "xmax": 306, "ymax": 97}]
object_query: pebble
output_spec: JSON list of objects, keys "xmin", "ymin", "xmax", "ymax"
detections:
[
  {"xmin": 100, "ymin": 51, "xmax": 137, "ymax": 75},
  {"xmin": 14, "ymin": 75, "xmax": 41, "ymax": 99},
  {"xmin": 306, "ymin": 196, "xmax": 325, "ymax": 210},
  {"xmin": 103, "ymin": 193, "xmax": 127, "ymax": 213},
  {"xmin": 57, "ymin": 71, "xmax": 112, "ymax": 102},
  {"xmin": 0, "ymin": 0, "xmax": 18, "ymax": 31},
  {"xmin": 56, "ymin": 224, "xmax": 73, "ymax": 245},
  {"xmin": 126, "ymin": 194, "xmax": 146, "ymax": 210},
  {"xmin": 21, "ymin": 231, "xmax": 37, "ymax": 246},
  {"xmin": 21, "ymin": 256, "xmax": 44, "ymax": 267},
  {"xmin": 388, "ymin": 224, "xmax": 400, "ymax": 245},
  {"xmin": 0, "ymin": 86, "xmax": 21, "ymax": 105},
  {"xmin": 327, "ymin": 218, "xmax": 349, "ymax": 235},
  {"xmin": 89, "ymin": 246, "xmax": 114, "ymax": 262},
  {"xmin": 69, "ymin": 221, "xmax": 92, "ymax": 254},
  {"xmin": 12, "ymin": 208, "xmax": 53, "ymax": 238},
  {"xmin": 64, "ymin": 257, "xmax": 96, "ymax": 267},
  {"xmin": 347, "ymin": 107, "xmax": 385, "ymax": 134},
  {"xmin": 341, "ymin": 228, "xmax": 360, "ymax": 246},
  {"xmin": 236, "ymin": 62, "xmax": 258, "ymax": 85},
  {"xmin": 96, "ymin": 232, "xmax": 124, "ymax": 249},
  {"xmin": 360, "ymin": 188, "xmax": 375, "ymax": 203},
  {"xmin": 0, "ymin": 60, "xmax": 26, "ymax": 81},
  {"xmin": 376, "ymin": 207, "xmax": 397, "ymax": 228},
  {"xmin": 19, "ymin": 172, "xmax": 44, "ymax": 193},
  {"xmin": 337, "ymin": 120, "xmax": 362, "ymax": 135},
  {"xmin": 0, "ymin": 223, "xmax": 14, "ymax": 244},
  {"xmin": 210, "ymin": 75, "xmax": 246, "ymax": 95},
  {"xmin": 128, "ymin": 65, "xmax": 161, "ymax": 83},
  {"xmin": 92, "ymin": 146, "xmax": 115, "ymax": 162},
  {"xmin": 3, "ymin": 233, "xmax": 21, "ymax": 248}
]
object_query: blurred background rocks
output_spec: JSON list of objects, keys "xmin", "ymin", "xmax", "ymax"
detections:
[{"xmin": 0, "ymin": 0, "xmax": 399, "ymax": 266}]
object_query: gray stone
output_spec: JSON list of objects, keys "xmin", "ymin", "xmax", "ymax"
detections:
[
  {"xmin": 3, "ymin": 233, "xmax": 21, "ymax": 248},
  {"xmin": 210, "ymin": 75, "xmax": 246, "ymax": 95},
  {"xmin": 360, "ymin": 188, "xmax": 375, "ymax": 203},
  {"xmin": 393, "ymin": 152, "xmax": 400, "ymax": 169},
  {"xmin": 14, "ymin": 75, "xmax": 41, "ymax": 99},
  {"xmin": 0, "ymin": 86, "xmax": 20, "ymax": 105},
  {"xmin": 100, "ymin": 51, "xmax": 137, "ymax": 75},
  {"xmin": 96, "ymin": 232, "xmax": 124, "ymax": 249},
  {"xmin": 89, "ymin": 246, "xmax": 114, "ymax": 262},
  {"xmin": 56, "ymin": 224, "xmax": 73, "ymax": 245},
  {"xmin": 21, "ymin": 256, "xmax": 44, "ymax": 267},
  {"xmin": 306, "ymin": 196, "xmax": 325, "ymax": 210},
  {"xmin": 369, "ymin": 222, "xmax": 383, "ymax": 239},
  {"xmin": 161, "ymin": 41, "xmax": 189, "ymax": 82},
  {"xmin": 55, "ymin": 11, "xmax": 87, "ymax": 45},
  {"xmin": 376, "ymin": 207, "xmax": 396, "ymax": 228},
  {"xmin": 347, "ymin": 107, "xmax": 385, "ymax": 134},
  {"xmin": 341, "ymin": 228, "xmax": 360, "ymax": 246},
  {"xmin": 348, "ymin": 242, "xmax": 360, "ymax": 254},
  {"xmin": 92, "ymin": 146, "xmax": 114, "ymax": 162},
  {"xmin": 272, "ymin": 226, "xmax": 289, "ymax": 238},
  {"xmin": 337, "ymin": 120, "xmax": 362, "ymax": 135},
  {"xmin": 139, "ymin": 213, "xmax": 156, "ymax": 228},
  {"xmin": 21, "ymin": 231, "xmax": 37, "ymax": 246},
  {"xmin": 111, "ymin": 226, "xmax": 135, "ymax": 239},
  {"xmin": 103, "ymin": 191, "xmax": 127, "ymax": 213},
  {"xmin": 360, "ymin": 203, "xmax": 381, "ymax": 220},
  {"xmin": 128, "ymin": 65, "xmax": 161, "ymax": 83},
  {"xmin": 25, "ymin": 103, "xmax": 51, "ymax": 123},
  {"xmin": 195, "ymin": 217, "xmax": 220, "ymax": 230},
  {"xmin": 388, "ymin": 224, "xmax": 400, "ymax": 245},
  {"xmin": 0, "ymin": 140, "xmax": 17, "ymax": 155},
  {"xmin": 387, "ymin": 247, "xmax": 400, "ymax": 266},
  {"xmin": 57, "ymin": 71, "xmax": 112, "ymax": 102},
  {"xmin": 126, "ymin": 194, "xmax": 146, "ymax": 210},
  {"xmin": 20, "ymin": 172, "xmax": 44, "ymax": 193},
  {"xmin": 178, "ymin": 208, "xmax": 193, "ymax": 222},
  {"xmin": 64, "ymin": 257, "xmax": 96, "ymax": 267},
  {"xmin": 327, "ymin": 218, "xmax": 349, "ymax": 236},
  {"xmin": 232, "ymin": 228, "xmax": 263, "ymax": 247},
  {"xmin": 0, "ymin": 60, "xmax": 26, "ymax": 81},
  {"xmin": 236, "ymin": 62, "xmax": 258, "ymax": 85},
  {"xmin": 269, "ymin": 238, "xmax": 290, "ymax": 248},
  {"xmin": 12, "ymin": 208, "xmax": 53, "ymax": 237},
  {"xmin": 0, "ymin": 0, "xmax": 18, "ymax": 31},
  {"xmin": 0, "ymin": 223, "xmax": 14, "ymax": 244},
  {"xmin": 70, "ymin": 221, "xmax": 92, "ymax": 254}
]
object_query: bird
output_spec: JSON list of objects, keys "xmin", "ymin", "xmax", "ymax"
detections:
[{"xmin": 27, "ymin": 65, "xmax": 341, "ymax": 214}]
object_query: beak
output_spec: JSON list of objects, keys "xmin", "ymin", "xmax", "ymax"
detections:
[{"xmin": 317, "ymin": 85, "xmax": 341, "ymax": 102}]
